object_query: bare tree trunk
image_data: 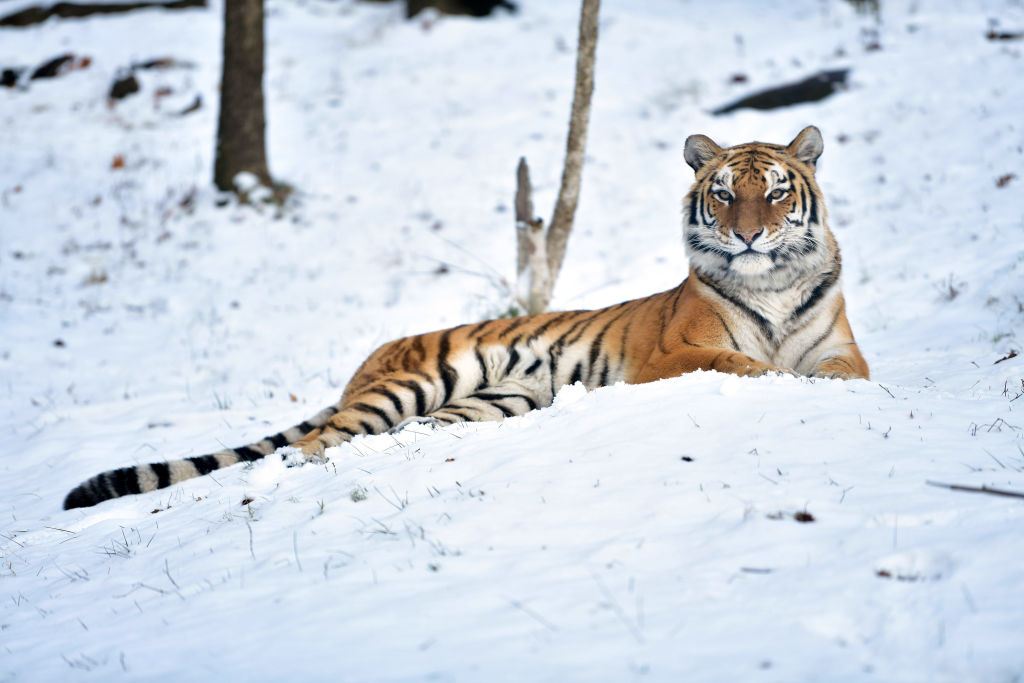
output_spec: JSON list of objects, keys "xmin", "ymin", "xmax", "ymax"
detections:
[
  {"xmin": 545, "ymin": 0, "xmax": 598, "ymax": 287},
  {"xmin": 214, "ymin": 0, "xmax": 272, "ymax": 192},
  {"xmin": 514, "ymin": 0, "xmax": 599, "ymax": 315}
]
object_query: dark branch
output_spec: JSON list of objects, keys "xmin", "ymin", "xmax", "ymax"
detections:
[{"xmin": 925, "ymin": 480, "xmax": 1024, "ymax": 500}]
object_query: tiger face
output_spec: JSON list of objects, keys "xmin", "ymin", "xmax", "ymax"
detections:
[{"xmin": 683, "ymin": 126, "xmax": 829, "ymax": 285}]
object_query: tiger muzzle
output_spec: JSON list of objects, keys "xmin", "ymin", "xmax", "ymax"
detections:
[{"xmin": 734, "ymin": 228, "xmax": 763, "ymax": 245}]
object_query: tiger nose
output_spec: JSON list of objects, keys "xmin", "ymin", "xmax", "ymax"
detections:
[{"xmin": 734, "ymin": 229, "xmax": 763, "ymax": 245}]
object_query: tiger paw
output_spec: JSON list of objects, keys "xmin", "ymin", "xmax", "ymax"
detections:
[
  {"xmin": 812, "ymin": 370, "xmax": 851, "ymax": 380},
  {"xmin": 739, "ymin": 365, "xmax": 796, "ymax": 378},
  {"xmin": 391, "ymin": 416, "xmax": 444, "ymax": 433},
  {"xmin": 278, "ymin": 446, "xmax": 327, "ymax": 467}
]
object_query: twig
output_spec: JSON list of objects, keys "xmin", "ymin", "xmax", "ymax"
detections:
[
  {"xmin": 985, "ymin": 450, "xmax": 1007, "ymax": 470},
  {"xmin": 246, "ymin": 520, "xmax": 255, "ymax": 560},
  {"xmin": 0, "ymin": 532, "xmax": 25, "ymax": 548},
  {"xmin": 592, "ymin": 574, "xmax": 644, "ymax": 644},
  {"xmin": 163, "ymin": 559, "xmax": 181, "ymax": 590},
  {"xmin": 507, "ymin": 598, "xmax": 559, "ymax": 632},
  {"xmin": 994, "ymin": 350, "xmax": 1018, "ymax": 365},
  {"xmin": 926, "ymin": 480, "xmax": 1024, "ymax": 500},
  {"xmin": 430, "ymin": 234, "xmax": 509, "ymax": 288}
]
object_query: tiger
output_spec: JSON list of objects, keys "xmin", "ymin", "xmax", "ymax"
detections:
[{"xmin": 63, "ymin": 125, "xmax": 869, "ymax": 510}]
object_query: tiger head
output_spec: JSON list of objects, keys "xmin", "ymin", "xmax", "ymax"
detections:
[{"xmin": 682, "ymin": 126, "xmax": 832, "ymax": 287}]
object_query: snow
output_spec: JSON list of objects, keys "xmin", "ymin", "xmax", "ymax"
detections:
[{"xmin": 2, "ymin": 0, "xmax": 1023, "ymax": 679}]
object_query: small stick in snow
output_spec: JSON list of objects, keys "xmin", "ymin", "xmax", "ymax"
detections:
[
  {"xmin": 246, "ymin": 520, "xmax": 255, "ymax": 560},
  {"xmin": 592, "ymin": 574, "xmax": 644, "ymax": 644},
  {"xmin": 994, "ymin": 350, "xmax": 1018, "ymax": 365},
  {"xmin": 163, "ymin": 559, "xmax": 181, "ymax": 591},
  {"xmin": 925, "ymin": 480, "xmax": 1024, "ymax": 500},
  {"xmin": 507, "ymin": 599, "xmax": 559, "ymax": 632},
  {"xmin": 984, "ymin": 449, "xmax": 1008, "ymax": 470},
  {"xmin": 0, "ymin": 532, "xmax": 25, "ymax": 548}
]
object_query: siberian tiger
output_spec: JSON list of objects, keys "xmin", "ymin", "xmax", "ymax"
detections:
[{"xmin": 63, "ymin": 126, "xmax": 869, "ymax": 510}]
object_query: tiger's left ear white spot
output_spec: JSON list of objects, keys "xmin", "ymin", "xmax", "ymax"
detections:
[{"xmin": 786, "ymin": 126, "xmax": 824, "ymax": 167}]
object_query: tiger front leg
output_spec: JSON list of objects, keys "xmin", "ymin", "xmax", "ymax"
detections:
[
  {"xmin": 810, "ymin": 344, "xmax": 870, "ymax": 380},
  {"xmin": 633, "ymin": 346, "xmax": 793, "ymax": 383}
]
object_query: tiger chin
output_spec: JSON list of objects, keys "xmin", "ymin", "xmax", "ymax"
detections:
[{"xmin": 63, "ymin": 125, "xmax": 869, "ymax": 510}]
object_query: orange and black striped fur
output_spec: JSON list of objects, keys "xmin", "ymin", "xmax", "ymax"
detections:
[{"xmin": 63, "ymin": 126, "xmax": 868, "ymax": 509}]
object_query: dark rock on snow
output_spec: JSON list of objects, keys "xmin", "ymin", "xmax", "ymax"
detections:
[{"xmin": 712, "ymin": 69, "xmax": 850, "ymax": 116}]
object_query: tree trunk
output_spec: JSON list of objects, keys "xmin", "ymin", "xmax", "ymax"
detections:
[
  {"xmin": 513, "ymin": 0, "xmax": 599, "ymax": 315},
  {"xmin": 214, "ymin": 0, "xmax": 271, "ymax": 192},
  {"xmin": 545, "ymin": 0, "xmax": 598, "ymax": 286}
]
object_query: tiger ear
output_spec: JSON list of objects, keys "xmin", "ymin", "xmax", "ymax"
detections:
[
  {"xmin": 684, "ymin": 134, "xmax": 723, "ymax": 172},
  {"xmin": 786, "ymin": 126, "xmax": 824, "ymax": 167}
]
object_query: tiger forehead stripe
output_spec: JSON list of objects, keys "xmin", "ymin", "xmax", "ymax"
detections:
[
  {"xmin": 726, "ymin": 151, "xmax": 778, "ymax": 180},
  {"xmin": 712, "ymin": 167, "xmax": 734, "ymax": 188}
]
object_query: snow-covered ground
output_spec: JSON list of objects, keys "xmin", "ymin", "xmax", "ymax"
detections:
[{"xmin": 2, "ymin": 0, "xmax": 1023, "ymax": 679}]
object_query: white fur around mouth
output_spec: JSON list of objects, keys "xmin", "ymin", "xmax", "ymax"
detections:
[{"xmin": 730, "ymin": 251, "xmax": 773, "ymax": 275}]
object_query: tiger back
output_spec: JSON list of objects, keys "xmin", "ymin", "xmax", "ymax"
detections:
[{"xmin": 63, "ymin": 125, "xmax": 868, "ymax": 510}]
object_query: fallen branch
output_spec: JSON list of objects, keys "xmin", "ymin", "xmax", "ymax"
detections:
[
  {"xmin": 994, "ymin": 349, "xmax": 1018, "ymax": 365},
  {"xmin": 1, "ymin": 0, "xmax": 205, "ymax": 27},
  {"xmin": 925, "ymin": 480, "xmax": 1024, "ymax": 500},
  {"xmin": 986, "ymin": 29, "xmax": 1023, "ymax": 41}
]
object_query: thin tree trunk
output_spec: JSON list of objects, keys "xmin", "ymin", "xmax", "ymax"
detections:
[
  {"xmin": 214, "ymin": 0, "xmax": 272, "ymax": 192},
  {"xmin": 513, "ymin": 0, "xmax": 599, "ymax": 315},
  {"xmin": 545, "ymin": 0, "xmax": 599, "ymax": 291}
]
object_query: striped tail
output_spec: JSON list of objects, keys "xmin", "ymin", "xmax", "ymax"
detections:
[{"xmin": 62, "ymin": 405, "xmax": 340, "ymax": 510}]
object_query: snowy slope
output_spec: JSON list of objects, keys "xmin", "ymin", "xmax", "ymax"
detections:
[{"xmin": 2, "ymin": 0, "xmax": 1023, "ymax": 680}]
